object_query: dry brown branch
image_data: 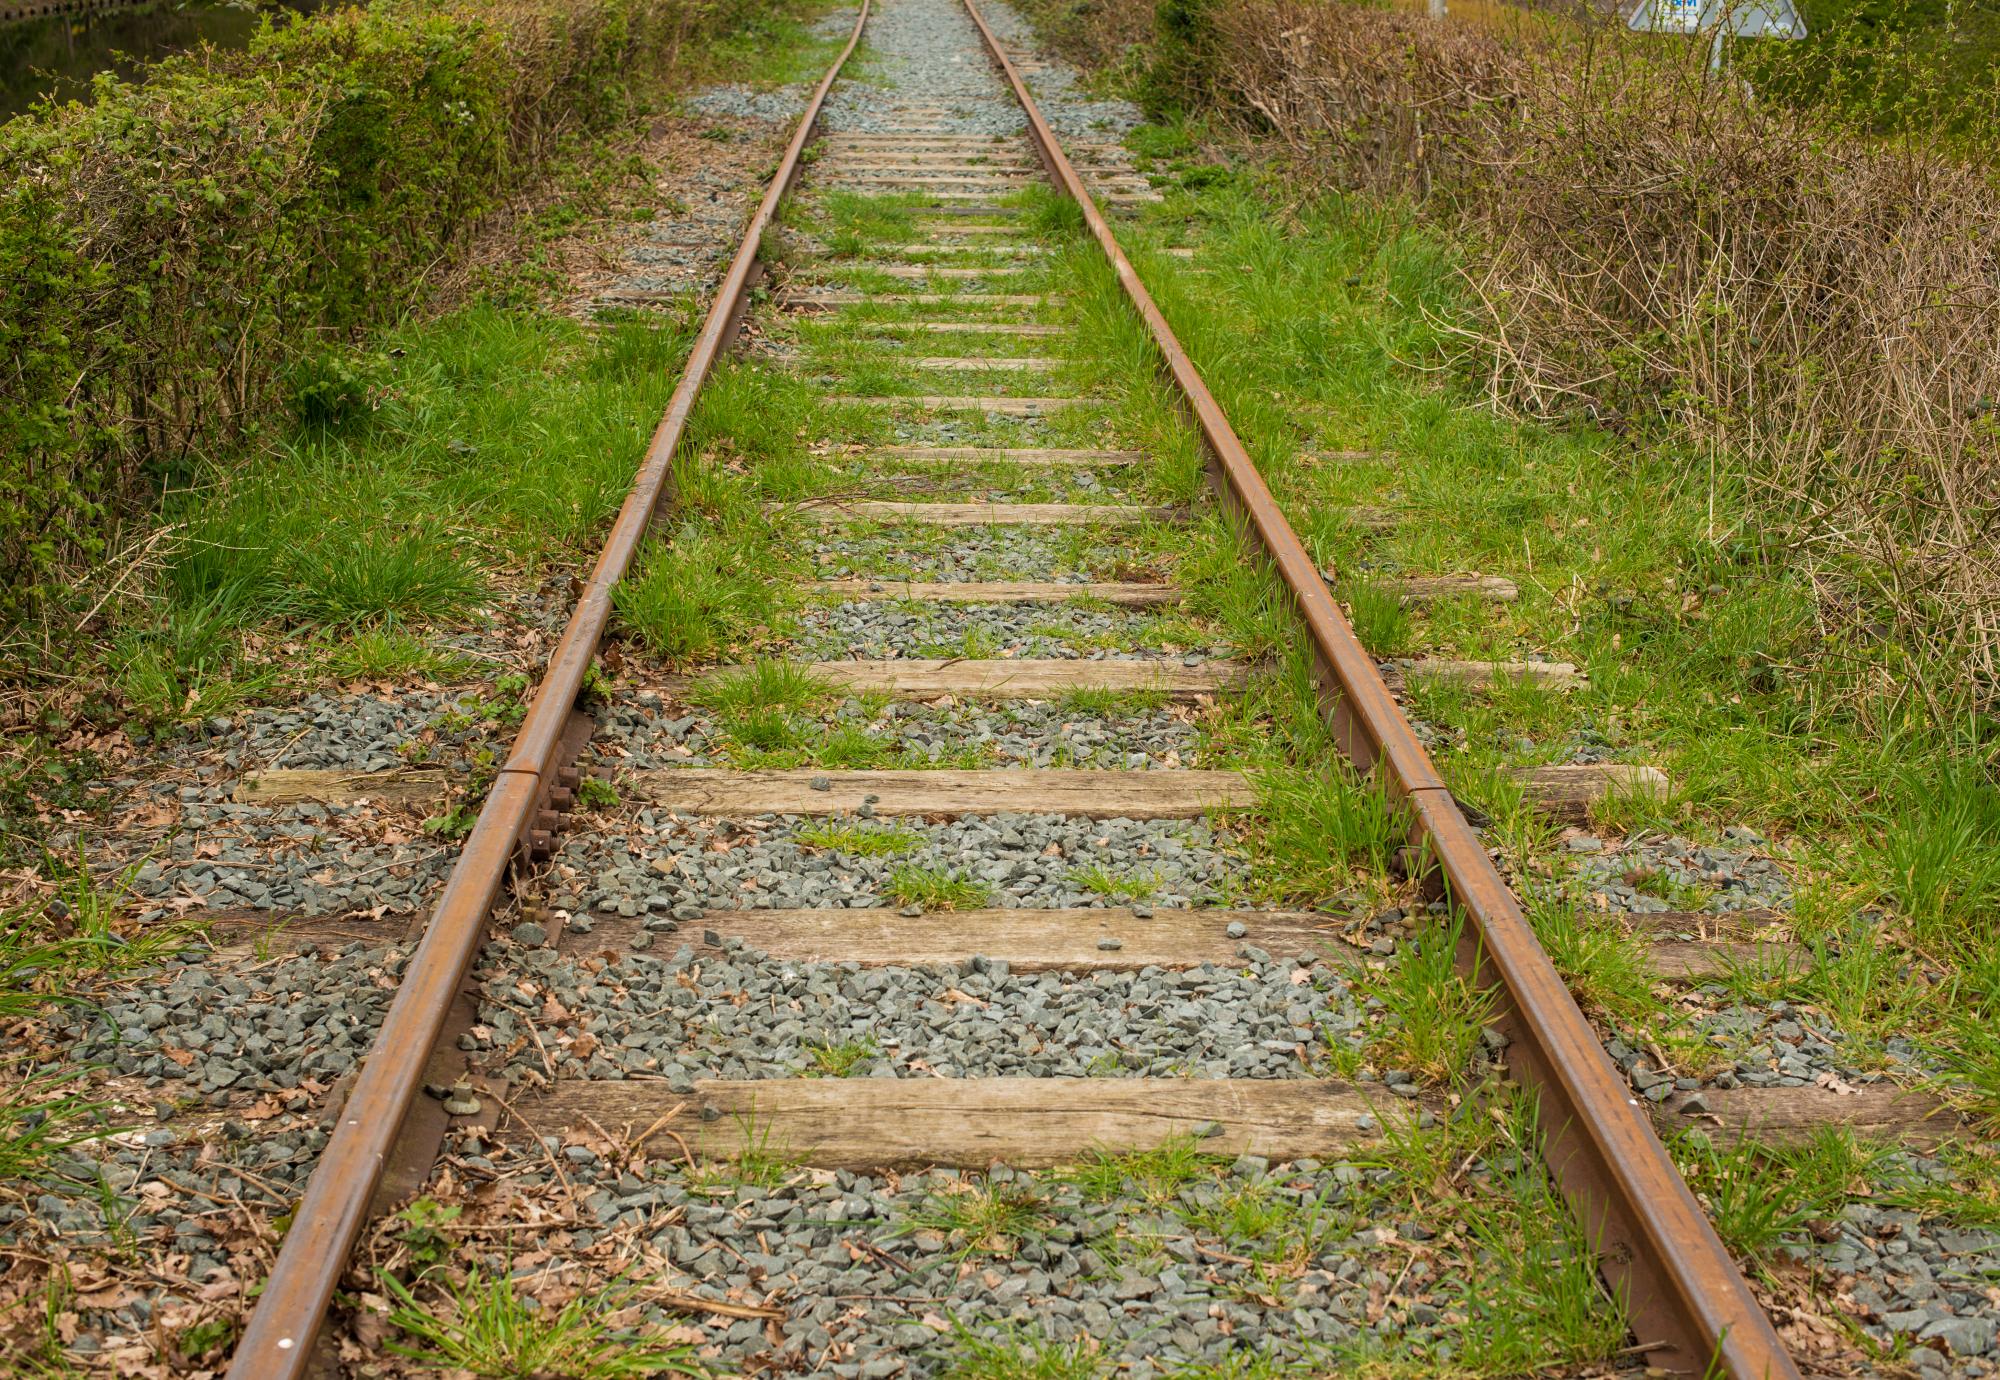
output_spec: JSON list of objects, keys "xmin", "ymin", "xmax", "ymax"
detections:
[{"xmin": 1196, "ymin": 0, "xmax": 2000, "ymax": 718}]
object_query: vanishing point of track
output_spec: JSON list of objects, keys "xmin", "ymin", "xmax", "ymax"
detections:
[{"xmin": 226, "ymin": 4, "xmax": 1800, "ymax": 1376}]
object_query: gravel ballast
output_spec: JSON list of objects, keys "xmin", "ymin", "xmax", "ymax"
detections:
[
  {"xmin": 809, "ymin": 526, "xmax": 1151, "ymax": 581},
  {"xmin": 423, "ymin": 1132, "xmax": 1552, "ymax": 1380},
  {"xmin": 599, "ymin": 691, "xmax": 1206, "ymax": 770},
  {"xmin": 788, "ymin": 599, "xmax": 1229, "ymax": 663},
  {"xmin": 549, "ymin": 812, "xmax": 1247, "ymax": 917},
  {"xmin": 473, "ymin": 948, "xmax": 1368, "ymax": 1086},
  {"xmin": 46, "ymin": 943, "xmax": 408, "ymax": 1104}
]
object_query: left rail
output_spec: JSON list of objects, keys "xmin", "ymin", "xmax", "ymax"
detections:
[{"xmin": 222, "ymin": 7, "xmax": 872, "ymax": 1374}]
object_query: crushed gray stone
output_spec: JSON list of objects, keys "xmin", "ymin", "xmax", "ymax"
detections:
[
  {"xmin": 45, "ymin": 943, "xmax": 406, "ymax": 1103},
  {"xmin": 548, "ymin": 812, "xmax": 1246, "ymax": 917},
  {"xmin": 787, "ymin": 599, "xmax": 1229, "ymax": 663},
  {"xmin": 440, "ymin": 1132, "xmax": 1510, "ymax": 1377},
  {"xmin": 86, "ymin": 793, "xmax": 456, "ymax": 921},
  {"xmin": 1523, "ymin": 830, "xmax": 1794, "ymax": 916},
  {"xmin": 473, "ymin": 949, "xmax": 1365, "ymax": 1085},
  {"xmin": 809, "ymin": 527, "xmax": 1144, "ymax": 581},
  {"xmin": 599, "ymin": 690, "xmax": 1203, "ymax": 770}
]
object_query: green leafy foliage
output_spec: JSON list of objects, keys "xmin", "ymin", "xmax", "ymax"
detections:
[
  {"xmin": 0, "ymin": 0, "xmax": 794, "ymax": 626},
  {"xmin": 1140, "ymin": 0, "xmax": 1220, "ymax": 118}
]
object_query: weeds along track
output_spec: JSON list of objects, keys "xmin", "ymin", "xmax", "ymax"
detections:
[{"xmin": 41, "ymin": 0, "xmax": 1967, "ymax": 1375}]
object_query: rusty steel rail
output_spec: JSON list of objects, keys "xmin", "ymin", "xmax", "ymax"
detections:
[
  {"xmin": 222, "ymin": 7, "xmax": 872, "ymax": 1375},
  {"xmin": 957, "ymin": 3, "xmax": 1796, "ymax": 1376}
]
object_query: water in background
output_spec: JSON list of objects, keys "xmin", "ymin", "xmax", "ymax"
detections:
[{"xmin": 1, "ymin": 0, "xmax": 329, "ymax": 121}]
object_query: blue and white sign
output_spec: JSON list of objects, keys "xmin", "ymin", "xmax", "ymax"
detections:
[
  {"xmin": 1629, "ymin": 0, "xmax": 1705, "ymax": 33},
  {"xmin": 1627, "ymin": 0, "xmax": 1805, "ymax": 36}
]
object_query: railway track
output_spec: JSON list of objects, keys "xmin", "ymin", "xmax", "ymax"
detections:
[{"xmin": 30, "ymin": 0, "xmax": 1965, "ymax": 1376}]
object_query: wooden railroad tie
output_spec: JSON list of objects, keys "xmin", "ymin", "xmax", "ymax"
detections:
[
  {"xmin": 504, "ymin": 1078, "xmax": 1964, "ymax": 1168},
  {"xmin": 778, "ymin": 499, "xmax": 1175, "ymax": 525},
  {"xmin": 773, "ymin": 498, "xmax": 1398, "ymax": 531},
  {"xmin": 821, "ymin": 395, "xmax": 1091, "ymax": 415},
  {"xmin": 232, "ymin": 758, "xmax": 1667, "ymax": 824},
  {"xmin": 869, "ymin": 444, "xmax": 1142, "ymax": 462},
  {"xmin": 200, "ymin": 901, "xmax": 1799, "ymax": 987},
  {"xmin": 516, "ymin": 1079, "xmax": 1425, "ymax": 1170},
  {"xmin": 805, "ymin": 576, "xmax": 1517, "ymax": 606},
  {"xmin": 776, "ymin": 292, "xmax": 1054, "ymax": 309},
  {"xmin": 853, "ymin": 321, "xmax": 1067, "ymax": 337},
  {"xmin": 804, "ymin": 264, "xmax": 1034, "ymax": 280}
]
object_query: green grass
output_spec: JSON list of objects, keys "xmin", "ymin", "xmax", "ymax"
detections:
[
  {"xmin": 794, "ymin": 819, "xmax": 923, "ymax": 857},
  {"xmin": 1365, "ymin": 918, "xmax": 1496, "ymax": 1086},
  {"xmin": 0, "ymin": 851, "xmax": 197, "ymax": 1025},
  {"xmin": 1340, "ymin": 578, "xmax": 1413, "ymax": 657},
  {"xmin": 681, "ymin": 1113, "xmax": 800, "ymax": 1192},
  {"xmin": 1526, "ymin": 901, "xmax": 1663, "ymax": 1030},
  {"xmin": 885, "ymin": 865, "xmax": 991, "ymax": 912},
  {"xmin": 1036, "ymin": 146, "xmax": 2000, "ymax": 1146},
  {"xmin": 1863, "ymin": 760, "xmax": 2000, "ymax": 946},
  {"xmin": 10, "ymin": 1267, "xmax": 86, "ymax": 1378},
  {"xmin": 575, "ymin": 776, "xmax": 620, "ymax": 811},
  {"xmin": 1058, "ymin": 687, "xmax": 1168, "ymax": 716},
  {"xmin": 1941, "ymin": 948, "xmax": 2000, "ymax": 1122},
  {"xmin": 615, "ymin": 519, "xmax": 798, "ymax": 666},
  {"xmin": 1248, "ymin": 764, "xmax": 1404, "ymax": 905},
  {"xmin": 690, "ymin": 659, "xmax": 836, "ymax": 717},
  {"xmin": 901, "ymin": 1180, "xmax": 1048, "ymax": 1260},
  {"xmin": 803, "ymin": 1036, "xmax": 878, "ymax": 1077},
  {"xmin": 1070, "ymin": 863, "xmax": 1158, "ymax": 903},
  {"xmin": 381, "ymin": 1269, "xmax": 704, "ymax": 1378},
  {"xmin": 1180, "ymin": 1178, "xmax": 1349, "ymax": 1268},
  {"xmin": 936, "ymin": 1325, "xmax": 1102, "ymax": 1380},
  {"xmin": 324, "ymin": 627, "xmax": 479, "ymax": 683},
  {"xmin": 0, "ymin": 1072, "xmax": 104, "ymax": 1186},
  {"xmin": 1060, "ymin": 1135, "xmax": 1220, "ymax": 1206},
  {"xmin": 1670, "ymin": 1127, "xmax": 1934, "ymax": 1261},
  {"xmin": 102, "ymin": 311, "xmax": 699, "ymax": 721},
  {"xmin": 1335, "ymin": 1095, "xmax": 1628, "ymax": 1371},
  {"xmin": 699, "ymin": 3, "xmax": 852, "ymax": 89},
  {"xmin": 798, "ymin": 189, "xmax": 924, "ymax": 257}
]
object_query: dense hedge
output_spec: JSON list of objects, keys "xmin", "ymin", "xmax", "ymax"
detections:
[{"xmin": 0, "ymin": 0, "xmax": 766, "ymax": 622}]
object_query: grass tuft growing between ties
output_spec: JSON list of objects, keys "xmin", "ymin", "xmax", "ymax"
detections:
[{"xmin": 380, "ymin": 1269, "xmax": 705, "ymax": 1378}]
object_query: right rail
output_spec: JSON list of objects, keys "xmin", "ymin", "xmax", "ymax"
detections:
[{"xmin": 961, "ymin": 2, "xmax": 1797, "ymax": 1375}]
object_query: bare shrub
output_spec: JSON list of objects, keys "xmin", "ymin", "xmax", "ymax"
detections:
[{"xmin": 1203, "ymin": 0, "xmax": 2000, "ymax": 720}]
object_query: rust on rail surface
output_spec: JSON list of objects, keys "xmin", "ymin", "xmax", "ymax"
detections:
[
  {"xmin": 220, "ymin": 6, "xmax": 873, "ymax": 1375},
  {"xmin": 955, "ymin": 2, "xmax": 1797, "ymax": 1376}
]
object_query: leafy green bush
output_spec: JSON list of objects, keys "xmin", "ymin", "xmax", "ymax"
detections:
[
  {"xmin": 1140, "ymin": 0, "xmax": 1220, "ymax": 118},
  {"xmin": 287, "ymin": 348, "xmax": 393, "ymax": 428},
  {"xmin": 0, "ymin": 0, "xmax": 774, "ymax": 626}
]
